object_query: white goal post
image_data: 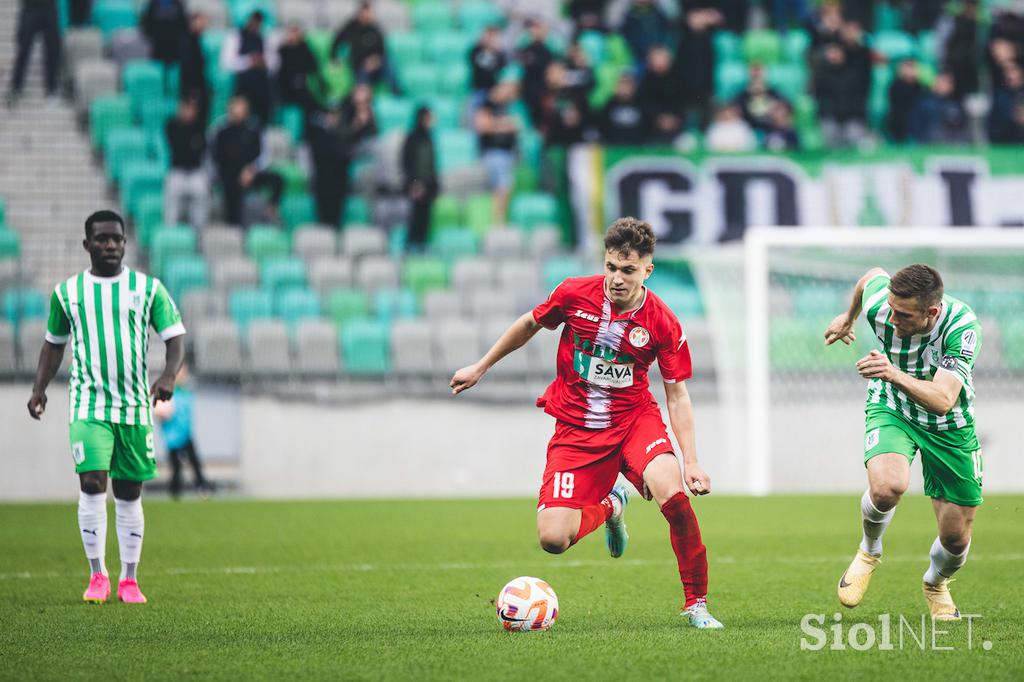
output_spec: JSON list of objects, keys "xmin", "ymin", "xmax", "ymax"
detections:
[{"xmin": 740, "ymin": 228, "xmax": 1024, "ymax": 495}]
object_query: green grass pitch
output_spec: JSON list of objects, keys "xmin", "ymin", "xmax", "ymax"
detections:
[{"xmin": 1, "ymin": 495, "xmax": 1022, "ymax": 680}]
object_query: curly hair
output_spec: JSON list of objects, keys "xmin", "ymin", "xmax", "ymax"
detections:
[
  {"xmin": 890, "ymin": 264, "xmax": 944, "ymax": 308},
  {"xmin": 604, "ymin": 217, "xmax": 656, "ymax": 258}
]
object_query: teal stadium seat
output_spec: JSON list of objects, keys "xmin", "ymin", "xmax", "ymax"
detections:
[
  {"xmin": 412, "ymin": 3, "xmax": 454, "ymax": 33},
  {"xmin": 767, "ymin": 63, "xmax": 808, "ymax": 101},
  {"xmin": 280, "ymin": 194, "xmax": 316, "ymax": 232},
  {"xmin": 139, "ymin": 97, "xmax": 177, "ymax": 137},
  {"xmin": 431, "ymin": 228, "xmax": 479, "ymax": 260},
  {"xmin": 459, "ymin": 1, "xmax": 504, "ymax": 35},
  {"xmin": 122, "ymin": 60, "xmax": 164, "ymax": 116},
  {"xmin": 121, "ymin": 161, "xmax": 166, "ymax": 217},
  {"xmin": 229, "ymin": 288, "xmax": 274, "ymax": 333},
  {"xmin": 426, "ymin": 32, "xmax": 475, "ymax": 66},
  {"xmin": 713, "ymin": 31, "xmax": 741, "ymax": 63},
  {"xmin": 340, "ymin": 319, "xmax": 391, "ymax": 376},
  {"xmin": 149, "ymin": 225, "xmax": 197, "ymax": 277},
  {"xmin": 656, "ymin": 285, "xmax": 704, "ymax": 319},
  {"xmin": 424, "ymin": 97, "xmax": 463, "ymax": 131},
  {"xmin": 436, "ymin": 129, "xmax": 477, "ymax": 173},
  {"xmin": 438, "ymin": 62, "xmax": 470, "ymax": 96},
  {"xmin": 89, "ymin": 95, "xmax": 133, "ymax": 150},
  {"xmin": 3, "ymin": 288, "xmax": 47, "ymax": 329},
  {"xmin": 373, "ymin": 289, "xmax": 418, "ymax": 322},
  {"xmin": 401, "ymin": 62, "xmax": 442, "ymax": 99},
  {"xmin": 715, "ymin": 60, "xmax": 748, "ymax": 100},
  {"xmin": 578, "ymin": 31, "xmax": 607, "ymax": 67},
  {"xmin": 375, "ymin": 95, "xmax": 415, "ymax": 133},
  {"xmin": 246, "ymin": 226, "xmax": 291, "ymax": 263},
  {"xmin": 543, "ymin": 256, "xmax": 588, "ymax": 292},
  {"xmin": 260, "ymin": 257, "xmax": 307, "ymax": 292},
  {"xmin": 230, "ymin": 0, "xmax": 276, "ymax": 28},
  {"xmin": 0, "ymin": 229, "xmax": 21, "ymax": 259},
  {"xmin": 872, "ymin": 31, "xmax": 917, "ymax": 62},
  {"xmin": 782, "ymin": 30, "xmax": 810, "ymax": 63},
  {"xmin": 163, "ymin": 256, "xmax": 209, "ymax": 301},
  {"xmin": 103, "ymin": 127, "xmax": 149, "ymax": 183},
  {"xmin": 387, "ymin": 32, "xmax": 424, "ymax": 69},
  {"xmin": 92, "ymin": 0, "xmax": 137, "ymax": 42},
  {"xmin": 509, "ymin": 192, "xmax": 558, "ymax": 229},
  {"xmin": 275, "ymin": 288, "xmax": 321, "ymax": 330},
  {"xmin": 134, "ymin": 194, "xmax": 165, "ymax": 249},
  {"xmin": 343, "ymin": 196, "xmax": 371, "ymax": 226}
]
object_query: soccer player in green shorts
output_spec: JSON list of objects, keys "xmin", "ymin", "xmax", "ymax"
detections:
[
  {"xmin": 824, "ymin": 264, "xmax": 982, "ymax": 621},
  {"xmin": 27, "ymin": 210, "xmax": 185, "ymax": 604}
]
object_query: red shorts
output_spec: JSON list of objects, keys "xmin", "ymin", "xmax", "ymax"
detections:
[{"xmin": 537, "ymin": 406, "xmax": 675, "ymax": 510}]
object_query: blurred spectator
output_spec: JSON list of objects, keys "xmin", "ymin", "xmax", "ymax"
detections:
[
  {"xmin": 814, "ymin": 43, "xmax": 868, "ymax": 147},
  {"xmin": 909, "ymin": 72, "xmax": 968, "ymax": 143},
  {"xmin": 986, "ymin": 9, "xmax": 1024, "ymax": 92},
  {"xmin": 705, "ymin": 103, "xmax": 757, "ymax": 151},
  {"xmin": 474, "ymin": 82, "xmax": 520, "ymax": 223},
  {"xmin": 599, "ymin": 73, "xmax": 648, "ymax": 145},
  {"xmin": 212, "ymin": 96, "xmax": 284, "ymax": 225},
  {"xmin": 715, "ymin": 0, "xmax": 750, "ymax": 33},
  {"xmin": 568, "ymin": 0, "xmax": 609, "ymax": 32},
  {"xmin": 675, "ymin": 4, "xmax": 724, "ymax": 130},
  {"xmin": 840, "ymin": 0, "xmax": 873, "ymax": 33},
  {"xmin": 545, "ymin": 92, "xmax": 592, "ymax": 148},
  {"xmin": 620, "ymin": 0, "xmax": 672, "ymax": 67},
  {"xmin": 734, "ymin": 63, "xmax": 790, "ymax": 134},
  {"xmin": 69, "ymin": 0, "xmax": 93, "ymax": 27},
  {"xmin": 221, "ymin": 10, "xmax": 279, "ymax": 128},
  {"xmin": 470, "ymin": 27, "xmax": 507, "ymax": 103},
  {"xmin": 988, "ymin": 62, "xmax": 1024, "ymax": 143},
  {"xmin": 763, "ymin": 102, "xmax": 800, "ymax": 150},
  {"xmin": 937, "ymin": 0, "xmax": 979, "ymax": 100},
  {"xmin": 141, "ymin": 0, "xmax": 188, "ymax": 69},
  {"xmin": 839, "ymin": 19, "xmax": 872, "ymax": 101},
  {"xmin": 309, "ymin": 83, "xmax": 377, "ymax": 227},
  {"xmin": 887, "ymin": 59, "xmax": 926, "ymax": 142},
  {"xmin": 772, "ymin": 0, "xmax": 809, "ymax": 32},
  {"xmin": 809, "ymin": 0, "xmax": 844, "ymax": 49},
  {"xmin": 163, "ymin": 97, "xmax": 209, "ymax": 228},
  {"xmin": 6, "ymin": 0, "xmax": 61, "ymax": 105},
  {"xmin": 904, "ymin": 0, "xmax": 945, "ymax": 34},
  {"xmin": 563, "ymin": 41, "xmax": 597, "ymax": 99},
  {"xmin": 332, "ymin": 1, "xmax": 394, "ymax": 90},
  {"xmin": 401, "ymin": 106, "xmax": 439, "ymax": 250},
  {"xmin": 153, "ymin": 364, "xmax": 212, "ymax": 499},
  {"xmin": 519, "ymin": 19, "xmax": 555, "ymax": 125},
  {"xmin": 179, "ymin": 11, "xmax": 210, "ymax": 126},
  {"xmin": 639, "ymin": 45, "xmax": 684, "ymax": 143},
  {"xmin": 277, "ymin": 23, "xmax": 323, "ymax": 113}
]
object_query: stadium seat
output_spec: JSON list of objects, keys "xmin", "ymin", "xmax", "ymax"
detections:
[
  {"xmin": 134, "ymin": 194, "xmax": 165, "ymax": 249},
  {"xmin": 76, "ymin": 59, "xmax": 120, "ymax": 115},
  {"xmin": 431, "ymin": 228, "xmax": 479, "ymax": 260},
  {"xmin": 424, "ymin": 96, "xmax": 463, "ymax": 131},
  {"xmin": 122, "ymin": 60, "xmax": 164, "ymax": 115},
  {"xmin": 246, "ymin": 320, "xmax": 291, "ymax": 376},
  {"xmin": 280, "ymin": 194, "xmax": 316, "ymax": 232},
  {"xmin": 496, "ymin": 260, "xmax": 541, "ymax": 294},
  {"xmin": 656, "ymin": 284, "xmax": 704, "ymax": 319},
  {"xmin": 3, "ymin": 288, "xmax": 47, "ymax": 329},
  {"xmin": 260, "ymin": 257, "xmax": 307, "ymax": 292},
  {"xmin": 212, "ymin": 256, "xmax": 259, "ymax": 291},
  {"xmin": 274, "ymin": 288, "xmax": 321, "ymax": 329},
  {"xmin": 246, "ymin": 226, "xmax": 291, "ymax": 263},
  {"xmin": 482, "ymin": 316, "xmax": 529, "ymax": 378},
  {"xmin": 121, "ymin": 161, "xmax": 166, "ymax": 217},
  {"xmin": 103, "ymin": 127, "xmax": 149, "ymax": 183},
  {"xmin": 422, "ymin": 290, "xmax": 461, "ymax": 320},
  {"xmin": 309, "ymin": 258, "xmax": 355, "ymax": 293},
  {"xmin": 270, "ymin": 161, "xmax": 308, "ymax": 195},
  {"xmin": 412, "ymin": 3, "xmax": 454, "ymax": 33},
  {"xmin": 390, "ymin": 319, "xmax": 434, "ymax": 376},
  {"xmin": 465, "ymin": 287, "xmax": 517, "ymax": 319},
  {"xmin": 464, "ymin": 193, "xmax": 494, "ymax": 236},
  {"xmin": 323, "ymin": 288, "xmax": 370, "ymax": 324},
  {"xmin": 542, "ymin": 256, "xmax": 588, "ymax": 292},
  {"xmin": 0, "ymin": 322, "xmax": 15, "ymax": 378},
  {"xmin": 426, "ymin": 32, "xmax": 475, "ymax": 65},
  {"xmin": 230, "ymin": 0, "xmax": 277, "ymax": 29},
  {"xmin": 89, "ymin": 95, "xmax": 133, "ymax": 150},
  {"xmin": 483, "ymin": 227, "xmax": 524, "ymax": 259},
  {"xmin": 201, "ymin": 225, "xmax": 244, "ymax": 260},
  {"xmin": 872, "ymin": 30, "xmax": 917, "ymax": 62},
  {"xmin": 374, "ymin": 1, "xmax": 410, "ymax": 32},
  {"xmin": 451, "ymin": 256, "xmax": 493, "ymax": 290},
  {"xmin": 402, "ymin": 257, "xmax": 448, "ymax": 296},
  {"xmin": 578, "ymin": 31, "xmax": 607, "ymax": 67},
  {"xmin": 386, "ymin": 32, "xmax": 424, "ymax": 68},
  {"xmin": 714, "ymin": 59, "xmax": 749, "ymax": 100},
  {"xmin": 92, "ymin": 0, "xmax": 137, "ymax": 41},
  {"xmin": 528, "ymin": 226, "xmax": 563, "ymax": 258},
  {"xmin": 340, "ymin": 226, "xmax": 387, "ymax": 259},
  {"xmin": 294, "ymin": 319, "xmax": 341, "ymax": 376},
  {"xmin": 400, "ymin": 62, "xmax": 442, "ymax": 99},
  {"xmin": 374, "ymin": 95, "xmax": 416, "ymax": 133},
  {"xmin": 783, "ymin": 30, "xmax": 810, "ymax": 63},
  {"xmin": 432, "ymin": 319, "xmax": 480, "ymax": 373},
  {"xmin": 150, "ymin": 226, "xmax": 197, "ymax": 277},
  {"xmin": 373, "ymin": 288, "xmax": 418, "ymax": 322},
  {"xmin": 767, "ymin": 63, "xmax": 807, "ymax": 101},
  {"xmin": 163, "ymin": 256, "xmax": 210, "ymax": 301},
  {"xmin": 65, "ymin": 28, "xmax": 104, "ymax": 73},
  {"xmin": 180, "ymin": 289, "xmax": 226, "ymax": 331},
  {"xmin": 0, "ymin": 230, "xmax": 21, "ymax": 259},
  {"xmin": 743, "ymin": 30, "xmax": 782, "ymax": 64},
  {"xmin": 458, "ymin": 1, "xmax": 504, "ymax": 35},
  {"xmin": 293, "ymin": 226, "xmax": 338, "ymax": 262},
  {"xmin": 340, "ymin": 319, "xmax": 391, "ymax": 376},
  {"xmin": 344, "ymin": 196, "xmax": 372, "ymax": 225},
  {"xmin": 437, "ymin": 129, "xmax": 477, "ymax": 172},
  {"xmin": 355, "ymin": 256, "xmax": 400, "ymax": 292},
  {"xmin": 430, "ymin": 194, "xmax": 462, "ymax": 231},
  {"xmin": 194, "ymin": 317, "xmax": 242, "ymax": 377},
  {"xmin": 713, "ymin": 31, "xmax": 741, "ymax": 63},
  {"xmin": 509, "ymin": 193, "xmax": 558, "ymax": 229},
  {"xmin": 229, "ymin": 288, "xmax": 274, "ymax": 333},
  {"xmin": 0, "ymin": 262, "xmax": 17, "ymax": 296}
]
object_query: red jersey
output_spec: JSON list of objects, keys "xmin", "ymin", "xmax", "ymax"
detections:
[{"xmin": 531, "ymin": 275, "xmax": 693, "ymax": 430}]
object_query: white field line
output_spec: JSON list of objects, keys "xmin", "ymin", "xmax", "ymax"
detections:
[{"xmin": 1, "ymin": 553, "xmax": 1022, "ymax": 581}]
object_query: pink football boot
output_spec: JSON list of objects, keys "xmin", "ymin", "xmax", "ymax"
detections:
[
  {"xmin": 83, "ymin": 573, "xmax": 110, "ymax": 603},
  {"xmin": 117, "ymin": 578, "xmax": 148, "ymax": 604}
]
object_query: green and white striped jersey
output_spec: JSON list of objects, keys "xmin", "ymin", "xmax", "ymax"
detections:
[
  {"xmin": 46, "ymin": 267, "xmax": 185, "ymax": 426},
  {"xmin": 861, "ymin": 274, "xmax": 981, "ymax": 432}
]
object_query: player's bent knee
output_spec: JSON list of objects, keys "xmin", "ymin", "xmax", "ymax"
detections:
[
  {"xmin": 940, "ymin": 529, "xmax": 971, "ymax": 555},
  {"xmin": 870, "ymin": 482, "xmax": 907, "ymax": 509},
  {"xmin": 79, "ymin": 472, "xmax": 107, "ymax": 495},
  {"xmin": 538, "ymin": 534, "xmax": 570, "ymax": 554}
]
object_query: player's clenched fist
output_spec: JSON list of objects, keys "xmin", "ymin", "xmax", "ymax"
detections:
[
  {"xmin": 856, "ymin": 349, "xmax": 896, "ymax": 381},
  {"xmin": 450, "ymin": 363, "xmax": 485, "ymax": 395},
  {"xmin": 684, "ymin": 463, "xmax": 712, "ymax": 496},
  {"xmin": 824, "ymin": 313, "xmax": 856, "ymax": 346}
]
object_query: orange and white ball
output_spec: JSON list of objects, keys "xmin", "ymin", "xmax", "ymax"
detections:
[{"xmin": 496, "ymin": 576, "xmax": 559, "ymax": 632}]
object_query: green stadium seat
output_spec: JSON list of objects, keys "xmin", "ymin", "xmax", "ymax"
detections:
[
  {"xmin": 375, "ymin": 95, "xmax": 416, "ymax": 133},
  {"xmin": 270, "ymin": 162, "xmax": 308, "ymax": 195},
  {"xmin": 321, "ymin": 62, "xmax": 353, "ymax": 104},
  {"xmin": 134, "ymin": 194, "xmax": 164, "ymax": 249},
  {"xmin": 513, "ymin": 163, "xmax": 538, "ymax": 193},
  {"xmin": 437, "ymin": 129, "xmax": 477, "ymax": 173},
  {"xmin": 872, "ymin": 30, "xmax": 917, "ymax": 62},
  {"xmin": 246, "ymin": 226, "xmax": 291, "ymax": 263},
  {"xmin": 459, "ymin": 1, "xmax": 504, "ymax": 35},
  {"xmin": 793, "ymin": 94, "xmax": 817, "ymax": 129},
  {"xmin": 0, "ymin": 230, "xmax": 21, "ymax": 259},
  {"xmin": 426, "ymin": 32, "xmax": 475, "ymax": 65},
  {"xmin": 589, "ymin": 62, "xmax": 624, "ymax": 109},
  {"xmin": 275, "ymin": 288, "xmax": 321, "ymax": 329},
  {"xmin": 92, "ymin": 0, "xmax": 137, "ymax": 41},
  {"xmin": 430, "ymin": 194, "xmax": 462, "ymax": 231},
  {"xmin": 121, "ymin": 161, "xmax": 166, "ymax": 217},
  {"xmin": 431, "ymin": 228, "xmax": 479, "ymax": 259},
  {"xmin": 323, "ymin": 288, "xmax": 370, "ymax": 323},
  {"xmin": 122, "ymin": 60, "xmax": 164, "ymax": 115},
  {"xmin": 138, "ymin": 97, "xmax": 177, "ymax": 137},
  {"xmin": 103, "ymin": 127, "xmax": 149, "ymax": 183},
  {"xmin": 229, "ymin": 288, "xmax": 274, "ymax": 332},
  {"xmin": 743, "ymin": 30, "xmax": 782, "ymax": 64},
  {"xmin": 509, "ymin": 192, "xmax": 558, "ymax": 229},
  {"xmin": 543, "ymin": 257, "xmax": 588, "ymax": 292},
  {"xmin": 373, "ymin": 289, "xmax": 418, "ymax": 322},
  {"xmin": 343, "ymin": 196, "xmax": 371, "ymax": 226},
  {"xmin": 799, "ymin": 123, "xmax": 825, "ymax": 152},
  {"xmin": 2, "ymin": 288, "xmax": 47, "ymax": 329},
  {"xmin": 715, "ymin": 59, "xmax": 748, "ymax": 100},
  {"xmin": 464, "ymin": 193, "xmax": 494, "ymax": 236},
  {"xmin": 713, "ymin": 31, "xmax": 741, "ymax": 63},
  {"xmin": 280, "ymin": 194, "xmax": 316, "ymax": 232},
  {"xmin": 150, "ymin": 226, "xmax": 197, "ymax": 277},
  {"xmin": 163, "ymin": 256, "xmax": 209, "ymax": 301},
  {"xmin": 340, "ymin": 319, "xmax": 391, "ymax": 376},
  {"xmin": 402, "ymin": 257, "xmax": 448, "ymax": 296},
  {"xmin": 261, "ymin": 257, "xmax": 307, "ymax": 292},
  {"xmin": 767, "ymin": 63, "xmax": 808, "ymax": 101},
  {"xmin": 387, "ymin": 32, "xmax": 424, "ymax": 68},
  {"xmin": 438, "ymin": 62, "xmax": 470, "ymax": 96},
  {"xmin": 401, "ymin": 62, "xmax": 442, "ymax": 98},
  {"xmin": 782, "ymin": 30, "xmax": 810, "ymax": 63},
  {"xmin": 412, "ymin": 3, "xmax": 454, "ymax": 33},
  {"xmin": 89, "ymin": 95, "xmax": 133, "ymax": 150}
]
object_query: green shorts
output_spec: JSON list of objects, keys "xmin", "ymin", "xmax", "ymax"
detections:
[
  {"xmin": 69, "ymin": 420, "xmax": 157, "ymax": 482},
  {"xmin": 864, "ymin": 406, "xmax": 983, "ymax": 507}
]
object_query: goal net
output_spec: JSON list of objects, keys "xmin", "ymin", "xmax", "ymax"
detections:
[{"xmin": 688, "ymin": 228, "xmax": 1024, "ymax": 495}]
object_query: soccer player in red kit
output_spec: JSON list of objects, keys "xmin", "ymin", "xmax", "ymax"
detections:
[{"xmin": 450, "ymin": 217, "xmax": 723, "ymax": 628}]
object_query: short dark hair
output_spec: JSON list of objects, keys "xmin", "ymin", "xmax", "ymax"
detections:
[
  {"xmin": 84, "ymin": 210, "xmax": 125, "ymax": 239},
  {"xmin": 890, "ymin": 264, "xmax": 943, "ymax": 308},
  {"xmin": 604, "ymin": 217, "xmax": 655, "ymax": 258}
]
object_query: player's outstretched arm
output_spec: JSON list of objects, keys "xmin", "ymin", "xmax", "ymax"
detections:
[
  {"xmin": 450, "ymin": 312, "xmax": 542, "ymax": 395},
  {"xmin": 824, "ymin": 267, "xmax": 888, "ymax": 346},
  {"xmin": 27, "ymin": 341, "xmax": 66, "ymax": 419},
  {"xmin": 151, "ymin": 335, "xmax": 185, "ymax": 404},
  {"xmin": 663, "ymin": 380, "xmax": 710, "ymax": 496}
]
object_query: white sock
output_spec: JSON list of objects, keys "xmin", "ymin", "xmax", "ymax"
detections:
[
  {"xmin": 859, "ymin": 489, "xmax": 895, "ymax": 557},
  {"xmin": 115, "ymin": 497, "xmax": 144, "ymax": 581},
  {"xmin": 78, "ymin": 491, "xmax": 107, "ymax": 575},
  {"xmin": 924, "ymin": 537, "xmax": 969, "ymax": 585}
]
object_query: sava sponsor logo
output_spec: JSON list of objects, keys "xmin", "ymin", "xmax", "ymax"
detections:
[
  {"xmin": 573, "ymin": 310, "xmax": 601, "ymax": 323},
  {"xmin": 578, "ymin": 356, "xmax": 635, "ymax": 388},
  {"xmin": 628, "ymin": 326, "xmax": 650, "ymax": 348},
  {"xmin": 645, "ymin": 437, "xmax": 667, "ymax": 454}
]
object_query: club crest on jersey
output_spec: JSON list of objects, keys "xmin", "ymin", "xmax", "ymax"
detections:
[
  {"xmin": 940, "ymin": 355, "xmax": 959, "ymax": 371},
  {"xmin": 129, "ymin": 292, "xmax": 144, "ymax": 311},
  {"xmin": 628, "ymin": 326, "xmax": 650, "ymax": 348}
]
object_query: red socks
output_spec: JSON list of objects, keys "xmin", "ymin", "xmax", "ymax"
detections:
[
  {"xmin": 660, "ymin": 492, "xmax": 709, "ymax": 608},
  {"xmin": 569, "ymin": 496, "xmax": 615, "ymax": 546}
]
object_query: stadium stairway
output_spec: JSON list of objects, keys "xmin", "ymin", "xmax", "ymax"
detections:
[{"xmin": 0, "ymin": 6, "xmax": 127, "ymax": 292}]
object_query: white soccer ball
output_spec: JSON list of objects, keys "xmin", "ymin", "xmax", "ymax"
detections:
[{"xmin": 496, "ymin": 576, "xmax": 559, "ymax": 632}]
